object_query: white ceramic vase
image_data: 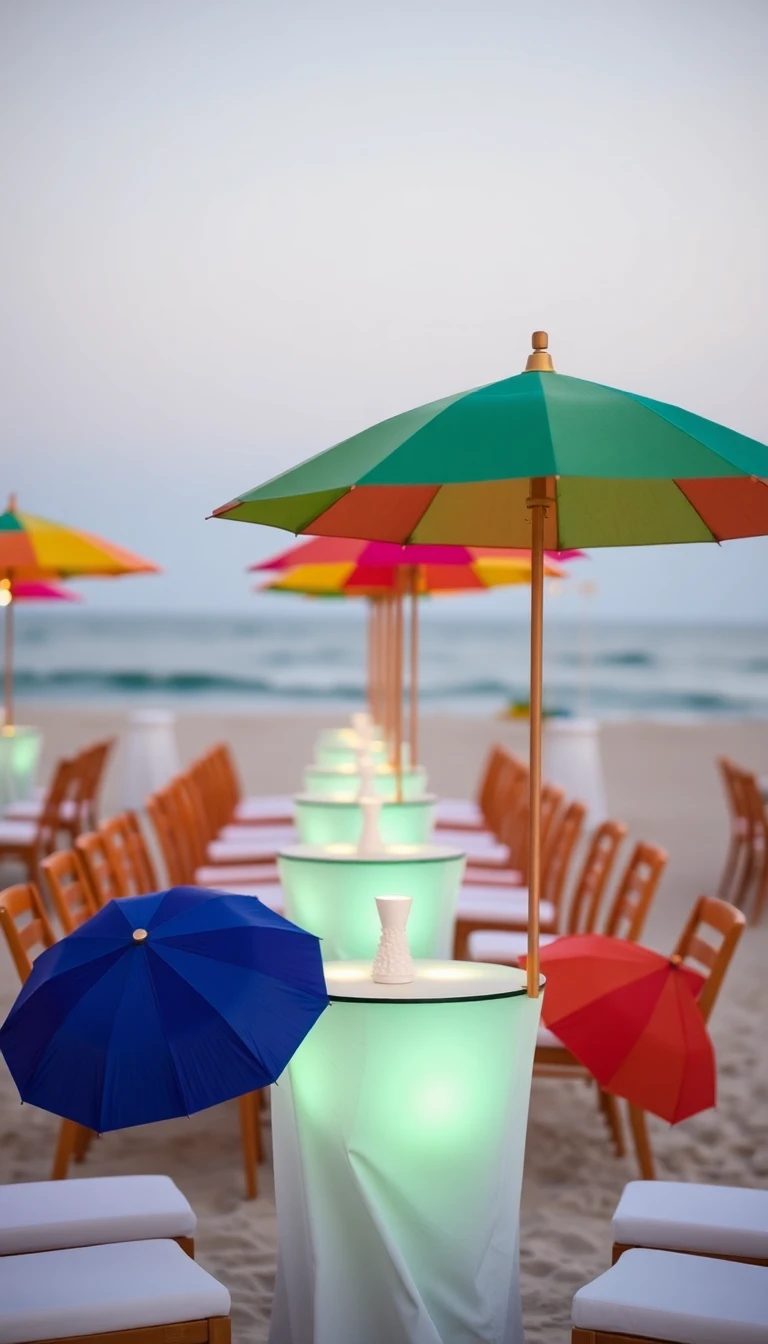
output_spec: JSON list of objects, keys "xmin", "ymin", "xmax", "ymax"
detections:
[
  {"xmin": 371, "ymin": 895, "xmax": 414, "ymax": 984},
  {"xmin": 357, "ymin": 794, "xmax": 384, "ymax": 855}
]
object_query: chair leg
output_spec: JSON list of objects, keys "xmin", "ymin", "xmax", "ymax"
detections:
[
  {"xmin": 628, "ymin": 1104, "xmax": 655, "ymax": 1179},
  {"xmin": 73, "ymin": 1125, "xmax": 95, "ymax": 1163},
  {"xmin": 238, "ymin": 1093, "xmax": 259, "ymax": 1200},
  {"xmin": 597, "ymin": 1088, "xmax": 625, "ymax": 1158},
  {"xmin": 50, "ymin": 1118, "xmax": 80, "ymax": 1180}
]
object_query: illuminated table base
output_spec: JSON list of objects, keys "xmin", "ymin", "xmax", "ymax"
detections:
[
  {"xmin": 277, "ymin": 844, "xmax": 464, "ymax": 961},
  {"xmin": 0, "ymin": 726, "xmax": 43, "ymax": 810},
  {"xmin": 294, "ymin": 794, "xmax": 435, "ymax": 848},
  {"xmin": 269, "ymin": 961, "xmax": 542, "ymax": 1344},
  {"xmin": 304, "ymin": 763, "xmax": 428, "ymax": 800}
]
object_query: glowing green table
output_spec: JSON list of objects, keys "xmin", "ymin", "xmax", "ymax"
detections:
[
  {"xmin": 269, "ymin": 960, "xmax": 543, "ymax": 1344},
  {"xmin": 277, "ymin": 843, "xmax": 464, "ymax": 961},
  {"xmin": 314, "ymin": 730, "xmax": 389, "ymax": 768},
  {"xmin": 0, "ymin": 726, "xmax": 43, "ymax": 810},
  {"xmin": 294, "ymin": 793, "xmax": 436, "ymax": 847},
  {"xmin": 304, "ymin": 762, "xmax": 428, "ymax": 800}
]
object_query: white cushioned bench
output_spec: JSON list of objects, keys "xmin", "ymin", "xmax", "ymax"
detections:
[
  {"xmin": 613, "ymin": 1180, "xmax": 768, "ymax": 1264},
  {"xmin": 0, "ymin": 1238, "xmax": 230, "ymax": 1344},
  {"xmin": 0, "ymin": 1176, "xmax": 195, "ymax": 1256},
  {"xmin": 572, "ymin": 1248, "xmax": 768, "ymax": 1343}
]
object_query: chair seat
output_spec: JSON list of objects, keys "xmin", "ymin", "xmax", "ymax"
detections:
[
  {"xmin": 613, "ymin": 1181, "xmax": 768, "ymax": 1261},
  {"xmin": 3, "ymin": 799, "xmax": 77, "ymax": 823},
  {"xmin": 0, "ymin": 1238, "xmax": 230, "ymax": 1343},
  {"xmin": 462, "ymin": 867, "xmax": 524, "ymax": 887},
  {"xmin": 217, "ymin": 824, "xmax": 297, "ymax": 846},
  {"xmin": 195, "ymin": 862, "xmax": 278, "ymax": 886},
  {"xmin": 432, "ymin": 828, "xmax": 496, "ymax": 852},
  {"xmin": 206, "ymin": 838, "xmax": 279, "ymax": 864},
  {"xmin": 0, "ymin": 1176, "xmax": 195, "ymax": 1256},
  {"xmin": 572, "ymin": 1248, "xmax": 768, "ymax": 1343},
  {"xmin": 456, "ymin": 887, "xmax": 556, "ymax": 928},
  {"xmin": 469, "ymin": 929, "xmax": 559, "ymax": 964},
  {"xmin": 536, "ymin": 1024, "xmax": 564, "ymax": 1049},
  {"xmin": 462, "ymin": 846, "xmax": 513, "ymax": 868},
  {"xmin": 234, "ymin": 795, "xmax": 294, "ymax": 823},
  {"xmin": 435, "ymin": 799, "xmax": 483, "ymax": 827},
  {"xmin": 0, "ymin": 820, "xmax": 36, "ymax": 846}
]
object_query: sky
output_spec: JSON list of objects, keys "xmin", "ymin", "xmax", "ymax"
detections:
[{"xmin": 1, "ymin": 0, "xmax": 767, "ymax": 623}]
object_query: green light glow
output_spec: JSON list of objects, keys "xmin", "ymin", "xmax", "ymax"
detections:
[
  {"xmin": 295, "ymin": 796, "xmax": 435, "ymax": 847},
  {"xmin": 278, "ymin": 848, "xmax": 464, "ymax": 960},
  {"xmin": 0, "ymin": 725, "xmax": 43, "ymax": 809}
]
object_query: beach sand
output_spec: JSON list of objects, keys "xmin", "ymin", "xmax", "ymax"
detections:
[{"xmin": 1, "ymin": 708, "xmax": 767, "ymax": 1342}]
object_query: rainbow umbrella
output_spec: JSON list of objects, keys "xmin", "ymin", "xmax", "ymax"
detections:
[
  {"xmin": 2, "ymin": 580, "xmax": 81, "ymax": 603},
  {"xmin": 212, "ymin": 331, "xmax": 768, "ymax": 996},
  {"xmin": 1, "ymin": 495, "xmax": 159, "ymax": 727}
]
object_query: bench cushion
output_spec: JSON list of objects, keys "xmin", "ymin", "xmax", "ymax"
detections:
[
  {"xmin": 469, "ymin": 930, "xmax": 558, "ymax": 964},
  {"xmin": 234, "ymin": 795, "xmax": 294, "ymax": 822},
  {"xmin": 0, "ymin": 1238, "xmax": 229, "ymax": 1343},
  {"xmin": 0, "ymin": 1176, "xmax": 195, "ymax": 1256},
  {"xmin": 218, "ymin": 824, "xmax": 297, "ymax": 845},
  {"xmin": 613, "ymin": 1181, "xmax": 768, "ymax": 1260},
  {"xmin": 572, "ymin": 1248, "xmax": 768, "ymax": 1343},
  {"xmin": 435, "ymin": 799, "xmax": 482, "ymax": 826}
]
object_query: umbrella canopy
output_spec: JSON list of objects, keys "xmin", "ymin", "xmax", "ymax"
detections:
[
  {"xmin": 0, "ymin": 496, "xmax": 158, "ymax": 727},
  {"xmin": 0, "ymin": 886, "xmax": 329, "ymax": 1132},
  {"xmin": 529, "ymin": 934, "xmax": 713, "ymax": 1123},
  {"xmin": 0, "ymin": 579, "xmax": 81, "ymax": 604},
  {"xmin": 0, "ymin": 495, "xmax": 159, "ymax": 581},
  {"xmin": 211, "ymin": 331, "xmax": 768, "ymax": 998}
]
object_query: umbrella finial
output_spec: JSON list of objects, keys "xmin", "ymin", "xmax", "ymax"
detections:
[
  {"xmin": 525, "ymin": 331, "xmax": 555, "ymax": 373},
  {"xmin": 6, "ymin": 494, "xmax": 17, "ymax": 513}
]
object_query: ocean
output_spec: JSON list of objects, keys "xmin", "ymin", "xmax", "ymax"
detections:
[{"xmin": 9, "ymin": 609, "xmax": 768, "ymax": 720}]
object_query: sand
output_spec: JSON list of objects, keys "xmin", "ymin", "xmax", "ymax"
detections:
[{"xmin": 2, "ymin": 707, "xmax": 767, "ymax": 1342}]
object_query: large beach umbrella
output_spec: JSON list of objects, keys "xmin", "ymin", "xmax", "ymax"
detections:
[
  {"xmin": 0, "ymin": 886, "xmax": 329, "ymax": 1132},
  {"xmin": 0, "ymin": 495, "xmax": 159, "ymax": 727},
  {"xmin": 212, "ymin": 331, "xmax": 768, "ymax": 996}
]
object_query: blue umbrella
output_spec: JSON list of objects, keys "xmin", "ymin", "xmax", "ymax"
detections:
[{"xmin": 0, "ymin": 886, "xmax": 329, "ymax": 1132}]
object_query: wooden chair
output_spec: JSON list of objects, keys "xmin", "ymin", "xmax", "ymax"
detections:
[
  {"xmin": 736, "ymin": 768, "xmax": 768, "ymax": 923},
  {"xmin": 0, "ymin": 756, "xmax": 81, "ymax": 882},
  {"xmin": 41, "ymin": 849, "xmax": 99, "ymax": 934},
  {"xmin": 716, "ymin": 756, "xmax": 750, "ymax": 904},
  {"xmin": 435, "ymin": 745, "xmax": 507, "ymax": 832},
  {"xmin": 76, "ymin": 830, "xmax": 124, "ymax": 907},
  {"xmin": 453, "ymin": 793, "xmax": 581, "ymax": 958},
  {"xmin": 0, "ymin": 882, "xmax": 92, "ymax": 1181},
  {"xmin": 626, "ymin": 896, "xmax": 746, "ymax": 1182},
  {"xmin": 74, "ymin": 738, "xmax": 115, "ymax": 832},
  {"xmin": 147, "ymin": 787, "xmax": 191, "ymax": 886},
  {"xmin": 100, "ymin": 811, "xmax": 159, "ymax": 896}
]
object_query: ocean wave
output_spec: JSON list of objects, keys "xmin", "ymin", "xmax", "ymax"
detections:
[{"xmin": 14, "ymin": 668, "xmax": 521, "ymax": 700}]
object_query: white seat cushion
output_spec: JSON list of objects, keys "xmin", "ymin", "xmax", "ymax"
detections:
[
  {"xmin": 462, "ymin": 845, "xmax": 512, "ymax": 867},
  {"xmin": 207, "ymin": 838, "xmax": 280, "ymax": 863},
  {"xmin": 195, "ymin": 862, "xmax": 278, "ymax": 885},
  {"xmin": 435, "ymin": 799, "xmax": 483, "ymax": 826},
  {"xmin": 536, "ymin": 1024, "xmax": 563, "ymax": 1049},
  {"xmin": 463, "ymin": 867, "xmax": 524, "ymax": 887},
  {"xmin": 572, "ymin": 1248, "xmax": 768, "ymax": 1343},
  {"xmin": 3, "ymin": 800, "xmax": 77, "ymax": 823},
  {"xmin": 218, "ymin": 824, "xmax": 296, "ymax": 845},
  {"xmin": 0, "ymin": 1176, "xmax": 195, "ymax": 1255},
  {"xmin": 205, "ymin": 882, "xmax": 284, "ymax": 911},
  {"xmin": 0, "ymin": 821, "xmax": 36, "ymax": 845},
  {"xmin": 0, "ymin": 1238, "xmax": 230, "ymax": 1343},
  {"xmin": 433, "ymin": 828, "xmax": 495, "ymax": 851},
  {"xmin": 234, "ymin": 795, "xmax": 294, "ymax": 822},
  {"xmin": 469, "ymin": 930, "xmax": 558, "ymax": 964},
  {"xmin": 613, "ymin": 1182, "xmax": 768, "ymax": 1261},
  {"xmin": 456, "ymin": 887, "xmax": 556, "ymax": 928}
]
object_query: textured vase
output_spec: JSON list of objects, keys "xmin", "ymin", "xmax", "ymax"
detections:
[{"xmin": 372, "ymin": 895, "xmax": 414, "ymax": 984}]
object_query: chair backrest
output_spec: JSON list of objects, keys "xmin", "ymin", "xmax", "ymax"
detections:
[
  {"xmin": 74, "ymin": 739, "xmax": 115, "ymax": 831},
  {"xmin": 75, "ymin": 830, "xmax": 123, "ymax": 907},
  {"xmin": 543, "ymin": 799, "xmax": 586, "ymax": 919},
  {"xmin": 566, "ymin": 819, "xmax": 628, "ymax": 934},
  {"xmin": 147, "ymin": 787, "xmax": 192, "ymax": 886},
  {"xmin": 41, "ymin": 850, "xmax": 98, "ymax": 935},
  {"xmin": 197, "ymin": 749, "xmax": 233, "ymax": 833},
  {"xmin": 672, "ymin": 895, "xmax": 746, "ymax": 1021},
  {"xmin": 603, "ymin": 841, "xmax": 668, "ymax": 942},
  {"xmin": 100, "ymin": 812, "xmax": 158, "ymax": 897},
  {"xmin": 478, "ymin": 747, "xmax": 505, "ymax": 821},
  {"xmin": 212, "ymin": 743, "xmax": 241, "ymax": 817},
  {"xmin": 35, "ymin": 756, "xmax": 81, "ymax": 858},
  {"xmin": 717, "ymin": 757, "xmax": 744, "ymax": 831},
  {"xmin": 0, "ymin": 882, "xmax": 56, "ymax": 982}
]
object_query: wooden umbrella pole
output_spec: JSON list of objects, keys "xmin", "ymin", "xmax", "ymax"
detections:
[
  {"xmin": 366, "ymin": 600, "xmax": 374, "ymax": 718},
  {"xmin": 386, "ymin": 595, "xmax": 396, "ymax": 763},
  {"xmin": 526, "ymin": 477, "xmax": 550, "ymax": 999},
  {"xmin": 409, "ymin": 567, "xmax": 419, "ymax": 768},
  {"xmin": 394, "ymin": 579, "xmax": 404, "ymax": 801},
  {"xmin": 3, "ymin": 594, "xmax": 13, "ymax": 730}
]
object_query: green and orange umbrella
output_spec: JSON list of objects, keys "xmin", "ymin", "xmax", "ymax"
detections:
[
  {"xmin": 0, "ymin": 496, "xmax": 159, "ymax": 727},
  {"xmin": 212, "ymin": 330, "xmax": 768, "ymax": 996}
]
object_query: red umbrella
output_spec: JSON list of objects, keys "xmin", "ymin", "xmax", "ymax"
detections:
[{"xmin": 524, "ymin": 934, "xmax": 714, "ymax": 1123}]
